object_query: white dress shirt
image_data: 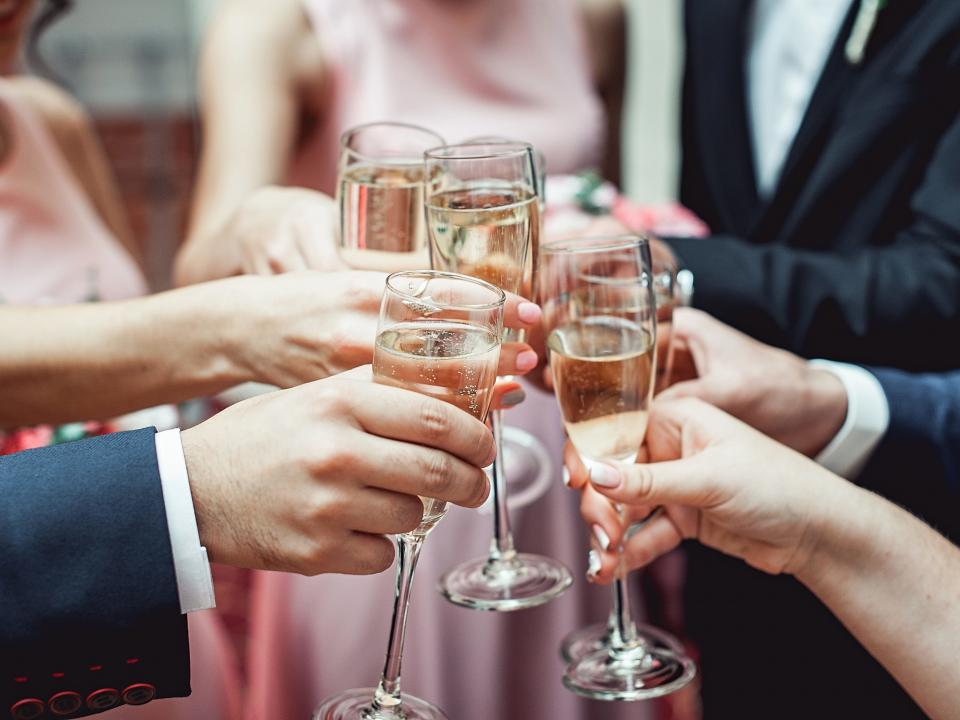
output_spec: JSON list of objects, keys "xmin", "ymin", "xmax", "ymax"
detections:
[
  {"xmin": 156, "ymin": 429, "xmax": 216, "ymax": 613},
  {"xmin": 747, "ymin": 0, "xmax": 889, "ymax": 476},
  {"xmin": 747, "ymin": 0, "xmax": 854, "ymax": 198}
]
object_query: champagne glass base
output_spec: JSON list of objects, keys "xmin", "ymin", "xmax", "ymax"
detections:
[
  {"xmin": 563, "ymin": 646, "xmax": 696, "ymax": 702},
  {"xmin": 438, "ymin": 553, "xmax": 572, "ymax": 612},
  {"xmin": 313, "ymin": 688, "xmax": 447, "ymax": 720},
  {"xmin": 560, "ymin": 621, "xmax": 685, "ymax": 664}
]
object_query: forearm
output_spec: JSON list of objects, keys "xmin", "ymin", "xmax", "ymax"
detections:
[
  {"xmin": 797, "ymin": 479, "xmax": 960, "ymax": 719},
  {"xmin": 0, "ymin": 281, "xmax": 250, "ymax": 427}
]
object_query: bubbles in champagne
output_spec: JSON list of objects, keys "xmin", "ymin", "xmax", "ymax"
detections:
[
  {"xmin": 547, "ymin": 316, "xmax": 656, "ymax": 463},
  {"xmin": 426, "ymin": 186, "xmax": 538, "ymax": 296},
  {"xmin": 374, "ymin": 321, "xmax": 501, "ymax": 533}
]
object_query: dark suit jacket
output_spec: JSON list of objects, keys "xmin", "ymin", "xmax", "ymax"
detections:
[
  {"xmin": 675, "ymin": 1, "xmax": 960, "ymax": 717},
  {"xmin": 0, "ymin": 429, "xmax": 190, "ymax": 718},
  {"xmin": 672, "ymin": 0, "xmax": 960, "ymax": 371}
]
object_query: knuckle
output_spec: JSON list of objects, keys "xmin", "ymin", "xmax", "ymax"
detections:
[
  {"xmin": 632, "ymin": 465, "xmax": 655, "ymax": 501},
  {"xmin": 310, "ymin": 445, "xmax": 353, "ymax": 479},
  {"xmin": 298, "ymin": 541, "xmax": 332, "ymax": 577},
  {"xmin": 314, "ymin": 384, "xmax": 352, "ymax": 417},
  {"xmin": 418, "ymin": 401, "xmax": 452, "ymax": 445},
  {"xmin": 419, "ymin": 451, "xmax": 454, "ymax": 498}
]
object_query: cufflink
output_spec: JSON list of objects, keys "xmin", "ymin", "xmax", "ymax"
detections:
[
  {"xmin": 86, "ymin": 688, "xmax": 120, "ymax": 711},
  {"xmin": 122, "ymin": 683, "xmax": 156, "ymax": 706},
  {"xmin": 48, "ymin": 691, "xmax": 83, "ymax": 716},
  {"xmin": 9, "ymin": 699, "xmax": 44, "ymax": 720}
]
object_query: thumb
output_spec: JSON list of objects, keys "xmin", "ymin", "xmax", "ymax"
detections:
[{"xmin": 588, "ymin": 457, "xmax": 710, "ymax": 508}]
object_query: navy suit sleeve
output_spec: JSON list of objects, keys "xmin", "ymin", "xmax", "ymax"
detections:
[
  {"xmin": 858, "ymin": 368, "xmax": 960, "ymax": 539},
  {"xmin": 0, "ymin": 428, "xmax": 190, "ymax": 718}
]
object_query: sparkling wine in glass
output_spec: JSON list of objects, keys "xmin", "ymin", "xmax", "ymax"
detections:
[
  {"xmin": 425, "ymin": 141, "xmax": 572, "ymax": 612},
  {"xmin": 559, "ymin": 254, "xmax": 686, "ymax": 664},
  {"xmin": 337, "ymin": 122, "xmax": 445, "ymax": 271},
  {"xmin": 541, "ymin": 235, "xmax": 696, "ymax": 701},
  {"xmin": 314, "ymin": 271, "xmax": 505, "ymax": 720}
]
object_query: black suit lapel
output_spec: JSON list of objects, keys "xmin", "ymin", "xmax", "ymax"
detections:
[{"xmin": 691, "ymin": 0, "xmax": 759, "ymax": 236}]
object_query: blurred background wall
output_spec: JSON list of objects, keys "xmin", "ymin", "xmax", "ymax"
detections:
[{"xmin": 39, "ymin": 0, "xmax": 684, "ymax": 287}]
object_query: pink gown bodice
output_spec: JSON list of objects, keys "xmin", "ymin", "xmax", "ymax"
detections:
[
  {"xmin": 288, "ymin": 0, "xmax": 606, "ymax": 195},
  {"xmin": 0, "ymin": 80, "xmax": 146, "ymax": 305}
]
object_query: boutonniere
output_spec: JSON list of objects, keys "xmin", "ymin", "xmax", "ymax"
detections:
[{"xmin": 845, "ymin": 0, "xmax": 889, "ymax": 65}]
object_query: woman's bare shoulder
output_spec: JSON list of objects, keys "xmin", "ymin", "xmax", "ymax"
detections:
[{"xmin": 7, "ymin": 75, "xmax": 92, "ymax": 149}]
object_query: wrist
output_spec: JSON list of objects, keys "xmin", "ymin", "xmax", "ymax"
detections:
[
  {"xmin": 180, "ymin": 425, "xmax": 229, "ymax": 566},
  {"xmin": 191, "ymin": 277, "xmax": 262, "ymax": 388},
  {"xmin": 789, "ymin": 366, "xmax": 847, "ymax": 456},
  {"xmin": 789, "ymin": 471, "xmax": 871, "ymax": 586}
]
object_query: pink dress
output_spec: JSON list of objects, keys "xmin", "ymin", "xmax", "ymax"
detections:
[
  {"xmin": 0, "ymin": 79, "xmax": 240, "ymax": 720},
  {"xmin": 248, "ymin": 3, "xmax": 655, "ymax": 719}
]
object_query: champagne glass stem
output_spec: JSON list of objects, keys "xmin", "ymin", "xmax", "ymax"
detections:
[
  {"xmin": 372, "ymin": 533, "xmax": 425, "ymax": 714},
  {"xmin": 489, "ymin": 409, "xmax": 517, "ymax": 560},
  {"xmin": 611, "ymin": 504, "xmax": 638, "ymax": 650}
]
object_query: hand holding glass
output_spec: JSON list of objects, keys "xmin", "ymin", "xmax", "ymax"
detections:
[
  {"xmin": 314, "ymin": 270, "xmax": 504, "ymax": 720},
  {"xmin": 541, "ymin": 235, "xmax": 696, "ymax": 701}
]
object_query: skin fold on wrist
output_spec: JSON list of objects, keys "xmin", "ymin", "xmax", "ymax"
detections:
[{"xmin": 798, "ymin": 367, "xmax": 848, "ymax": 456}]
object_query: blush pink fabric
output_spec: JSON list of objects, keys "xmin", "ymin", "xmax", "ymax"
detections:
[
  {"xmin": 0, "ymin": 81, "xmax": 145, "ymax": 304},
  {"xmin": 248, "ymin": 3, "xmax": 655, "ymax": 719},
  {"xmin": 287, "ymin": 0, "xmax": 606, "ymax": 194},
  {"xmin": 0, "ymin": 79, "xmax": 240, "ymax": 720}
]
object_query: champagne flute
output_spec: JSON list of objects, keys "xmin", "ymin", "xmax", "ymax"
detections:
[
  {"xmin": 541, "ymin": 235, "xmax": 696, "ymax": 700},
  {"xmin": 425, "ymin": 141, "xmax": 573, "ymax": 611},
  {"xmin": 337, "ymin": 122, "xmax": 445, "ymax": 271},
  {"xmin": 559, "ymin": 254, "xmax": 685, "ymax": 663},
  {"xmin": 456, "ymin": 136, "xmax": 553, "ymax": 510},
  {"xmin": 314, "ymin": 271, "xmax": 505, "ymax": 720}
]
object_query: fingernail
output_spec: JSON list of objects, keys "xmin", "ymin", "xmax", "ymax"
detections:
[
  {"xmin": 515, "ymin": 350, "xmax": 538, "ymax": 372},
  {"xmin": 589, "ymin": 463, "xmax": 622, "ymax": 489},
  {"xmin": 592, "ymin": 524, "xmax": 611, "ymax": 552},
  {"xmin": 587, "ymin": 549, "xmax": 601, "ymax": 580},
  {"xmin": 562, "ymin": 467, "xmax": 571, "ymax": 487},
  {"xmin": 517, "ymin": 302, "xmax": 541, "ymax": 324},
  {"xmin": 500, "ymin": 388, "xmax": 526, "ymax": 407}
]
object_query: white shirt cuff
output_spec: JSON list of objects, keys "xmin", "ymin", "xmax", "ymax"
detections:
[
  {"xmin": 809, "ymin": 360, "xmax": 890, "ymax": 479},
  {"xmin": 155, "ymin": 428, "xmax": 216, "ymax": 613}
]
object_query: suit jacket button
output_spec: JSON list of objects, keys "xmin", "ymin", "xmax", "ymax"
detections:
[
  {"xmin": 9, "ymin": 699, "xmax": 44, "ymax": 720},
  {"xmin": 121, "ymin": 683, "xmax": 156, "ymax": 706},
  {"xmin": 86, "ymin": 688, "xmax": 119, "ymax": 711},
  {"xmin": 48, "ymin": 691, "xmax": 83, "ymax": 716}
]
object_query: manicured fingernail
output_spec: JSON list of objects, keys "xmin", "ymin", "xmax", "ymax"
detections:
[
  {"xmin": 516, "ymin": 350, "xmax": 538, "ymax": 372},
  {"xmin": 562, "ymin": 467, "xmax": 571, "ymax": 487},
  {"xmin": 587, "ymin": 549, "xmax": 601, "ymax": 580},
  {"xmin": 589, "ymin": 463, "xmax": 622, "ymax": 489},
  {"xmin": 592, "ymin": 524, "xmax": 611, "ymax": 552},
  {"xmin": 500, "ymin": 388, "xmax": 526, "ymax": 407},
  {"xmin": 517, "ymin": 302, "xmax": 541, "ymax": 324}
]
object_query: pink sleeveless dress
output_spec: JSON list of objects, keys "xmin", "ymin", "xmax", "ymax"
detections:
[
  {"xmin": 248, "ymin": 4, "xmax": 655, "ymax": 720},
  {"xmin": 0, "ymin": 79, "xmax": 240, "ymax": 720}
]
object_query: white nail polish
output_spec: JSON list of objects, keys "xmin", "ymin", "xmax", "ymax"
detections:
[
  {"xmin": 562, "ymin": 467, "xmax": 571, "ymax": 487},
  {"xmin": 587, "ymin": 549, "xmax": 601, "ymax": 578},
  {"xmin": 592, "ymin": 524, "xmax": 611, "ymax": 552}
]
